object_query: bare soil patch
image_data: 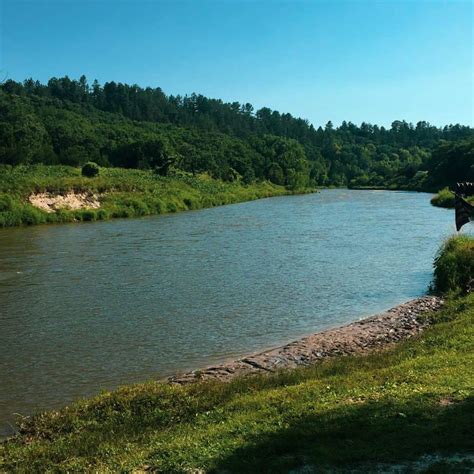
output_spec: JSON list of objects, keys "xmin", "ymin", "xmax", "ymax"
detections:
[{"xmin": 28, "ymin": 192, "xmax": 101, "ymax": 213}]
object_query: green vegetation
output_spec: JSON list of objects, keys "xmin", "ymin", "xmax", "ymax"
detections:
[
  {"xmin": 81, "ymin": 161, "xmax": 100, "ymax": 177},
  {"xmin": 1, "ymin": 76, "xmax": 472, "ymax": 190},
  {"xmin": 1, "ymin": 238, "xmax": 473, "ymax": 472},
  {"xmin": 431, "ymin": 187, "xmax": 474, "ymax": 209},
  {"xmin": 427, "ymin": 139, "xmax": 474, "ymax": 191},
  {"xmin": 431, "ymin": 187, "xmax": 455, "ymax": 208},
  {"xmin": 433, "ymin": 235, "xmax": 474, "ymax": 294},
  {"xmin": 429, "ymin": 139, "xmax": 474, "ymax": 208},
  {"xmin": 1, "ymin": 76, "xmax": 473, "ymax": 224},
  {"xmin": 0, "ymin": 165, "xmax": 294, "ymax": 228}
]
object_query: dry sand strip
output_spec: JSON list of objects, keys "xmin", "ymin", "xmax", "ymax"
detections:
[{"xmin": 169, "ymin": 296, "xmax": 444, "ymax": 385}]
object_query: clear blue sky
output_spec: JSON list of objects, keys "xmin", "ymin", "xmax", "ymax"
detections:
[{"xmin": 1, "ymin": 0, "xmax": 472, "ymax": 127}]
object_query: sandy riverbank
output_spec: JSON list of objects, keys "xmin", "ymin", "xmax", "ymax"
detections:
[{"xmin": 169, "ymin": 296, "xmax": 444, "ymax": 384}]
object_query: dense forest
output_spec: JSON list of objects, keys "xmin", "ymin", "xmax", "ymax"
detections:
[{"xmin": 1, "ymin": 76, "xmax": 473, "ymax": 190}]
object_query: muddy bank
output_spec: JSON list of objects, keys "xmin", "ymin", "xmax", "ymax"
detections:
[
  {"xmin": 169, "ymin": 296, "xmax": 443, "ymax": 384},
  {"xmin": 28, "ymin": 191, "xmax": 101, "ymax": 213}
]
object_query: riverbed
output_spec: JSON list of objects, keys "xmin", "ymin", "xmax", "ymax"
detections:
[{"xmin": 0, "ymin": 190, "xmax": 459, "ymax": 435}]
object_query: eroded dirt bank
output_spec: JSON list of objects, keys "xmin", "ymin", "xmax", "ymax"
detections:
[
  {"xmin": 28, "ymin": 192, "xmax": 101, "ymax": 213},
  {"xmin": 169, "ymin": 296, "xmax": 443, "ymax": 384}
]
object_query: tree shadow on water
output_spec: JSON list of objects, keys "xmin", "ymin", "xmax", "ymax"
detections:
[{"xmin": 211, "ymin": 395, "xmax": 474, "ymax": 473}]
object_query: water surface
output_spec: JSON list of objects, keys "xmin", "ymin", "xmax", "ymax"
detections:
[{"xmin": 0, "ymin": 190, "xmax": 460, "ymax": 435}]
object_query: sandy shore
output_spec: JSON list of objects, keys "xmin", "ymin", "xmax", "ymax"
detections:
[{"xmin": 169, "ymin": 296, "xmax": 444, "ymax": 384}]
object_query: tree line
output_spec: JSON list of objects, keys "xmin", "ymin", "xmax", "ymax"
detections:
[{"xmin": 1, "ymin": 76, "xmax": 472, "ymax": 189}]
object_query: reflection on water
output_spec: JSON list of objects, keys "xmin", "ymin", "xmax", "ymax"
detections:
[{"xmin": 0, "ymin": 190, "xmax": 462, "ymax": 435}]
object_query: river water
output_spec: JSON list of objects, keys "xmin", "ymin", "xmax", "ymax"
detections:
[{"xmin": 0, "ymin": 190, "xmax": 461, "ymax": 435}]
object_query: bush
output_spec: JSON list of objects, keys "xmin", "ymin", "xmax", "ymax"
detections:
[
  {"xmin": 81, "ymin": 162, "xmax": 100, "ymax": 178},
  {"xmin": 433, "ymin": 235, "xmax": 474, "ymax": 294}
]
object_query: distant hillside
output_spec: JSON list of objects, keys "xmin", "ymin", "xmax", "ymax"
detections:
[{"xmin": 1, "ymin": 76, "xmax": 473, "ymax": 189}]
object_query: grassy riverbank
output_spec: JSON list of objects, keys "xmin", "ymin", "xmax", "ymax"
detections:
[
  {"xmin": 0, "ymin": 165, "xmax": 299, "ymax": 228},
  {"xmin": 431, "ymin": 188, "xmax": 456, "ymax": 208},
  {"xmin": 433, "ymin": 235, "xmax": 474, "ymax": 294},
  {"xmin": 1, "ymin": 236, "xmax": 473, "ymax": 472},
  {"xmin": 431, "ymin": 187, "xmax": 474, "ymax": 209}
]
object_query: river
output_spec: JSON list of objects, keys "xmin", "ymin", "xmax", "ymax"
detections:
[{"xmin": 0, "ymin": 190, "xmax": 459, "ymax": 435}]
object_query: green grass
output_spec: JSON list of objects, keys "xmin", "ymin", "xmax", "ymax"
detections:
[
  {"xmin": 433, "ymin": 235, "xmax": 474, "ymax": 295},
  {"xmin": 1, "ymin": 292, "xmax": 473, "ymax": 472},
  {"xmin": 431, "ymin": 188, "xmax": 456, "ymax": 208},
  {"xmin": 430, "ymin": 187, "xmax": 474, "ymax": 209},
  {"xmin": 0, "ymin": 164, "xmax": 302, "ymax": 228}
]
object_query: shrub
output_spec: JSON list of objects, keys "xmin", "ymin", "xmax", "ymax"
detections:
[
  {"xmin": 433, "ymin": 235, "xmax": 474, "ymax": 294},
  {"xmin": 81, "ymin": 162, "xmax": 100, "ymax": 178}
]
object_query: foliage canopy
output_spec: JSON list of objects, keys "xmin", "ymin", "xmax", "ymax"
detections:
[{"xmin": 1, "ymin": 76, "xmax": 472, "ymax": 190}]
